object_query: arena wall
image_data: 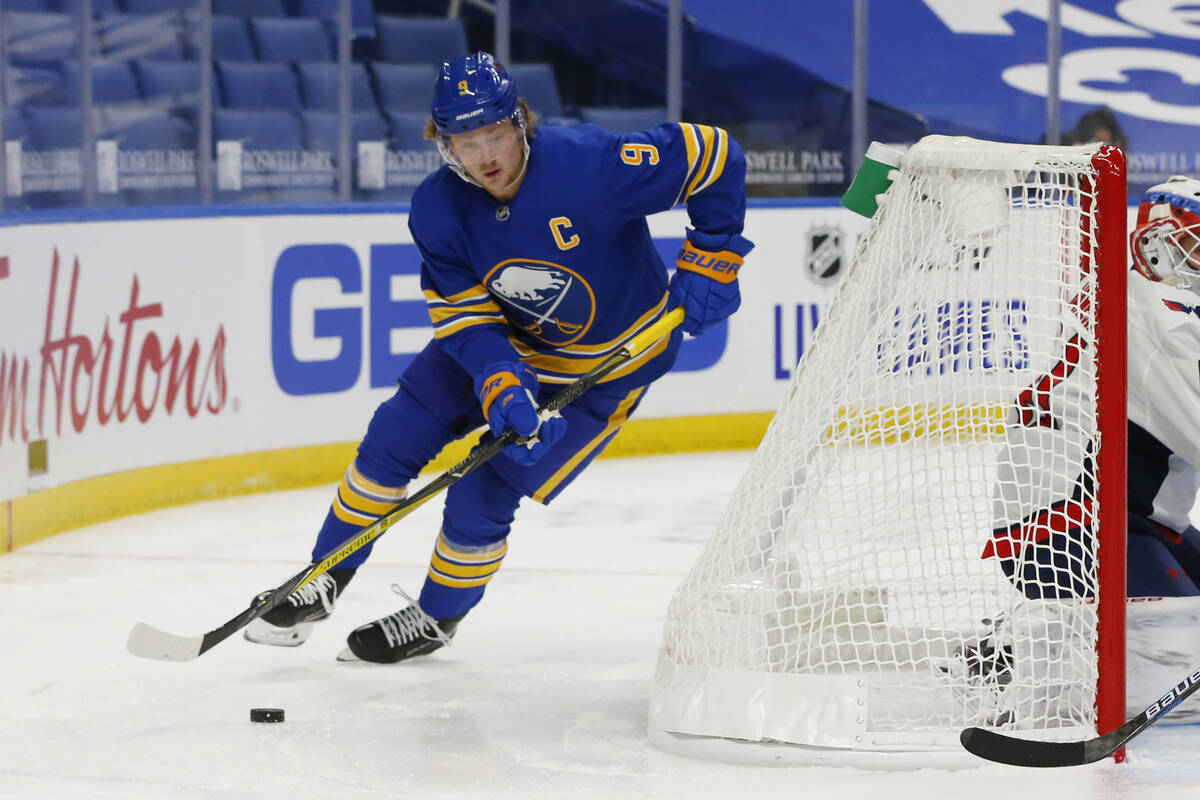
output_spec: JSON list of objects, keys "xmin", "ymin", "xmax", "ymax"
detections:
[{"xmin": 8, "ymin": 199, "xmax": 1120, "ymax": 549}]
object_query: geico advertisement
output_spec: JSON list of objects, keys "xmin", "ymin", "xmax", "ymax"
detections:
[{"xmin": 0, "ymin": 205, "xmax": 866, "ymax": 501}]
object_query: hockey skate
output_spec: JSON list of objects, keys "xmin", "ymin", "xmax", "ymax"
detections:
[
  {"xmin": 935, "ymin": 601, "xmax": 1095, "ymax": 729},
  {"xmin": 337, "ymin": 587, "xmax": 466, "ymax": 663},
  {"xmin": 243, "ymin": 568, "xmax": 356, "ymax": 647},
  {"xmin": 933, "ymin": 616, "xmax": 1017, "ymax": 726}
]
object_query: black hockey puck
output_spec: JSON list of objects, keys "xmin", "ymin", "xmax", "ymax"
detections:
[{"xmin": 250, "ymin": 707, "xmax": 285, "ymax": 723}]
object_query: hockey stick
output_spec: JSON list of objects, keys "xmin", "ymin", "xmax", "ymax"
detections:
[
  {"xmin": 960, "ymin": 665, "xmax": 1200, "ymax": 767},
  {"xmin": 127, "ymin": 307, "xmax": 684, "ymax": 662}
]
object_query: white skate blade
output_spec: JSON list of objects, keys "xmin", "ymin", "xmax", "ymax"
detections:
[
  {"xmin": 243, "ymin": 618, "xmax": 314, "ymax": 647},
  {"xmin": 336, "ymin": 646, "xmax": 361, "ymax": 662}
]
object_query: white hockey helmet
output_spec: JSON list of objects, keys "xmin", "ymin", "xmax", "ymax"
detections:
[{"xmin": 1130, "ymin": 175, "xmax": 1200, "ymax": 289}]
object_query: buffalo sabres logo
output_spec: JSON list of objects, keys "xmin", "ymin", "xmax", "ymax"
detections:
[
  {"xmin": 485, "ymin": 258, "xmax": 596, "ymax": 345},
  {"xmin": 807, "ymin": 224, "xmax": 844, "ymax": 284}
]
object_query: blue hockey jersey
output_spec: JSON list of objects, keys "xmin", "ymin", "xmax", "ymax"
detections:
[{"xmin": 409, "ymin": 121, "xmax": 748, "ymax": 391}]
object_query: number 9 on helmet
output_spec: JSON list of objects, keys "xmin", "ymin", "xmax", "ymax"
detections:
[
  {"xmin": 431, "ymin": 51, "xmax": 520, "ymax": 136},
  {"xmin": 1130, "ymin": 175, "xmax": 1200, "ymax": 289}
]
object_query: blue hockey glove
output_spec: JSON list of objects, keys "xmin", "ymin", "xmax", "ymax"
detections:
[
  {"xmin": 474, "ymin": 361, "xmax": 567, "ymax": 466},
  {"xmin": 668, "ymin": 228, "xmax": 755, "ymax": 336}
]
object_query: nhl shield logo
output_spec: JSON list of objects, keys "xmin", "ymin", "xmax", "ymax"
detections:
[{"xmin": 807, "ymin": 225, "xmax": 844, "ymax": 284}]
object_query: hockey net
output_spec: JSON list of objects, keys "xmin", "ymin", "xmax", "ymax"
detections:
[{"xmin": 649, "ymin": 136, "xmax": 1127, "ymax": 765}]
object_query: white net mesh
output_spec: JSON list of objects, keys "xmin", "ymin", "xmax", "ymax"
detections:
[{"xmin": 650, "ymin": 137, "xmax": 1118, "ymax": 756}]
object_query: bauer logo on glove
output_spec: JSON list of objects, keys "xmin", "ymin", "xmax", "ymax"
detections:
[
  {"xmin": 668, "ymin": 228, "xmax": 755, "ymax": 336},
  {"xmin": 675, "ymin": 240, "xmax": 743, "ymax": 283}
]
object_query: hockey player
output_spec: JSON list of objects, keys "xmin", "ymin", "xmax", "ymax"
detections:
[
  {"xmin": 244, "ymin": 52, "xmax": 752, "ymax": 663},
  {"xmin": 987, "ymin": 176, "xmax": 1200, "ymax": 602},
  {"xmin": 1121, "ymin": 175, "xmax": 1200, "ymax": 595},
  {"xmin": 947, "ymin": 176, "xmax": 1200, "ymax": 724}
]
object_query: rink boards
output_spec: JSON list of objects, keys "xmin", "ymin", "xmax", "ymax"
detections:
[{"xmin": 0, "ymin": 201, "xmax": 858, "ymax": 546}]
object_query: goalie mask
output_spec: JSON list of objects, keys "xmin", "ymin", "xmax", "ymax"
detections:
[
  {"xmin": 1130, "ymin": 176, "xmax": 1200, "ymax": 289},
  {"xmin": 431, "ymin": 51, "xmax": 529, "ymax": 187}
]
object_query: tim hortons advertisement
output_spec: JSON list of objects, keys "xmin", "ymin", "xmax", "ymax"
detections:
[
  {"xmin": 0, "ymin": 219, "xmax": 241, "ymax": 501},
  {"xmin": 0, "ymin": 204, "xmax": 866, "ymax": 504}
]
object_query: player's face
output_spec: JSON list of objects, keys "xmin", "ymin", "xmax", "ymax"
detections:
[
  {"xmin": 449, "ymin": 121, "xmax": 526, "ymax": 200},
  {"xmin": 1175, "ymin": 224, "xmax": 1200, "ymax": 272}
]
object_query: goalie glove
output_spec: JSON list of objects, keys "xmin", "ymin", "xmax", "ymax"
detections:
[
  {"xmin": 474, "ymin": 361, "xmax": 567, "ymax": 466},
  {"xmin": 668, "ymin": 228, "xmax": 755, "ymax": 336}
]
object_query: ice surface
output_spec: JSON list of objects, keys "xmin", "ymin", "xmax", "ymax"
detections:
[{"xmin": 1, "ymin": 452, "xmax": 1198, "ymax": 799}]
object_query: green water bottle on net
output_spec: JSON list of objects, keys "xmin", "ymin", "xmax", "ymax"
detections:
[{"xmin": 840, "ymin": 141, "xmax": 904, "ymax": 218}]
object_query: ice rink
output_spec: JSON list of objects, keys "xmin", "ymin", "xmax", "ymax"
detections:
[{"xmin": 2, "ymin": 451, "xmax": 1199, "ymax": 800}]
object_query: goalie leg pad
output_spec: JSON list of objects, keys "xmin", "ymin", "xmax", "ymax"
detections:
[{"xmin": 1128, "ymin": 516, "xmax": 1200, "ymax": 597}]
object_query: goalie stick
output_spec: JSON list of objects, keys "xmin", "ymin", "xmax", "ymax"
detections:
[
  {"xmin": 960, "ymin": 665, "xmax": 1200, "ymax": 767},
  {"xmin": 126, "ymin": 307, "xmax": 684, "ymax": 663}
]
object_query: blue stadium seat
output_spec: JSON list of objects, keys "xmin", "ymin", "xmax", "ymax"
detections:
[
  {"xmin": 97, "ymin": 107, "xmax": 190, "ymax": 149},
  {"xmin": 385, "ymin": 110, "xmax": 434, "ymax": 150},
  {"xmin": 296, "ymin": 62, "xmax": 375, "ymax": 112},
  {"xmin": 507, "ymin": 63, "xmax": 563, "ymax": 119},
  {"xmin": 137, "ymin": 60, "xmax": 204, "ymax": 102},
  {"xmin": 59, "ymin": 60, "xmax": 142, "ymax": 105},
  {"xmin": 4, "ymin": 13, "xmax": 78, "ymax": 64},
  {"xmin": 300, "ymin": 109, "xmax": 388, "ymax": 151},
  {"xmin": 214, "ymin": 108, "xmax": 333, "ymax": 203},
  {"xmin": 214, "ymin": 108, "xmax": 302, "ymax": 148},
  {"xmin": 25, "ymin": 106, "xmax": 83, "ymax": 149},
  {"xmin": 212, "ymin": 16, "xmax": 257, "ymax": 62},
  {"xmin": 296, "ymin": 0, "xmax": 376, "ymax": 39},
  {"xmin": 122, "ymin": 0, "xmax": 193, "ymax": 11},
  {"xmin": 4, "ymin": 63, "xmax": 63, "ymax": 107},
  {"xmin": 375, "ymin": 16, "xmax": 467, "ymax": 65},
  {"xmin": 1, "ymin": 0, "xmax": 56, "ymax": 11},
  {"xmin": 218, "ymin": 62, "xmax": 302, "ymax": 110},
  {"xmin": 579, "ymin": 106, "xmax": 667, "ymax": 133},
  {"xmin": 60, "ymin": 0, "xmax": 122, "ymax": 10},
  {"xmin": 97, "ymin": 13, "xmax": 187, "ymax": 61},
  {"xmin": 6, "ymin": 0, "xmax": 120, "ymax": 11},
  {"xmin": 252, "ymin": 17, "xmax": 333, "ymax": 63},
  {"xmin": 213, "ymin": 0, "xmax": 286, "ymax": 16},
  {"xmin": 372, "ymin": 62, "xmax": 435, "ymax": 112}
]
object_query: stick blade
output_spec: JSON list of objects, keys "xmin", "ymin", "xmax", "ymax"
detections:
[
  {"xmin": 126, "ymin": 622, "xmax": 203, "ymax": 662},
  {"xmin": 960, "ymin": 727, "xmax": 1090, "ymax": 768}
]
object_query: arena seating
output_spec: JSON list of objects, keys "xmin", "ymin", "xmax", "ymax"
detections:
[
  {"xmin": 375, "ymin": 16, "xmax": 468, "ymax": 65},
  {"xmin": 98, "ymin": 12, "xmax": 188, "ymax": 61},
  {"xmin": 0, "ymin": 8, "xmax": 579, "ymax": 207},
  {"xmin": 579, "ymin": 106, "xmax": 667, "ymax": 133},
  {"xmin": 211, "ymin": 15, "xmax": 258, "ymax": 62},
  {"xmin": 135, "ymin": 59, "xmax": 202, "ymax": 101},
  {"xmin": 296, "ymin": 62, "xmax": 375, "ymax": 111},
  {"xmin": 300, "ymin": 108, "xmax": 387, "ymax": 151},
  {"xmin": 217, "ymin": 61, "xmax": 303, "ymax": 110},
  {"xmin": 59, "ymin": 59, "xmax": 141, "ymax": 104},
  {"xmin": 506, "ymin": 63, "xmax": 563, "ymax": 120},
  {"xmin": 372, "ymin": 62, "xmax": 435, "ymax": 113},
  {"xmin": 251, "ymin": 17, "xmax": 332, "ymax": 62}
]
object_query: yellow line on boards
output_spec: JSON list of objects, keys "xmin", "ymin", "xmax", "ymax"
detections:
[{"xmin": 4, "ymin": 412, "xmax": 772, "ymax": 553}]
